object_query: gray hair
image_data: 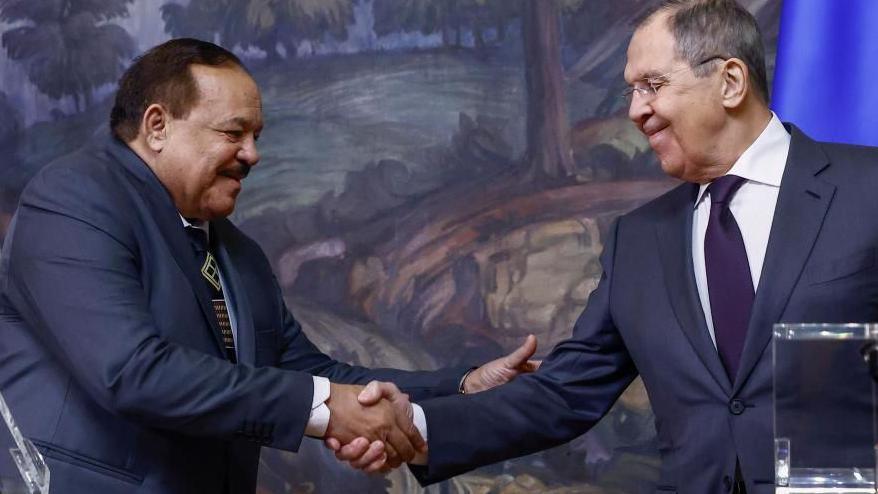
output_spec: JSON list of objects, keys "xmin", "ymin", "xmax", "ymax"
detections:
[{"xmin": 636, "ymin": 0, "xmax": 769, "ymax": 103}]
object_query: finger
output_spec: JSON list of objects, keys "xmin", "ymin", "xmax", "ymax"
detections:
[
  {"xmin": 350, "ymin": 440, "xmax": 386, "ymax": 470},
  {"xmin": 386, "ymin": 426, "xmax": 416, "ymax": 463},
  {"xmin": 357, "ymin": 381, "xmax": 384, "ymax": 405},
  {"xmin": 324, "ymin": 437, "xmax": 341, "ymax": 451},
  {"xmin": 523, "ymin": 359, "xmax": 542, "ymax": 371},
  {"xmin": 503, "ymin": 334, "xmax": 537, "ymax": 368},
  {"xmin": 384, "ymin": 454, "xmax": 404, "ymax": 469},
  {"xmin": 383, "ymin": 441, "xmax": 401, "ymax": 467},
  {"xmin": 357, "ymin": 381, "xmax": 403, "ymax": 405},
  {"xmin": 394, "ymin": 412, "xmax": 426, "ymax": 454},
  {"xmin": 334, "ymin": 437, "xmax": 370, "ymax": 461},
  {"xmin": 363, "ymin": 454, "xmax": 389, "ymax": 474}
]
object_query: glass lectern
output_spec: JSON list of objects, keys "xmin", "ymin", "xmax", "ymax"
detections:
[
  {"xmin": 774, "ymin": 323, "xmax": 877, "ymax": 494},
  {"xmin": 0, "ymin": 391, "xmax": 49, "ymax": 494}
]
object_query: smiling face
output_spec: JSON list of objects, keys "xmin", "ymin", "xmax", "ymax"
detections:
[
  {"xmin": 624, "ymin": 13, "xmax": 726, "ymax": 183},
  {"xmin": 148, "ymin": 64, "xmax": 263, "ymax": 220}
]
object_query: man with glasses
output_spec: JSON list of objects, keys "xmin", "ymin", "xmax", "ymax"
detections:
[{"xmin": 330, "ymin": 1, "xmax": 878, "ymax": 493}]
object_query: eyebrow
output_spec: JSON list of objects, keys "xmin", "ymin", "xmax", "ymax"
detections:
[
  {"xmin": 215, "ymin": 117, "xmax": 263, "ymax": 134},
  {"xmin": 625, "ymin": 68, "xmax": 662, "ymax": 85},
  {"xmin": 641, "ymin": 70, "xmax": 668, "ymax": 80},
  {"xmin": 216, "ymin": 117, "xmax": 250, "ymax": 128}
]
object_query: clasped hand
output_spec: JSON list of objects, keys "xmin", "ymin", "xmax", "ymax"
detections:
[
  {"xmin": 324, "ymin": 381, "xmax": 423, "ymax": 473},
  {"xmin": 325, "ymin": 334, "xmax": 540, "ymax": 473}
]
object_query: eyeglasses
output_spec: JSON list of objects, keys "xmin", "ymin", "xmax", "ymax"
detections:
[{"xmin": 622, "ymin": 56, "xmax": 727, "ymax": 103}]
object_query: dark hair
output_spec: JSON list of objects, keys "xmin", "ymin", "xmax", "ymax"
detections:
[
  {"xmin": 636, "ymin": 0, "xmax": 769, "ymax": 103},
  {"xmin": 110, "ymin": 38, "xmax": 247, "ymax": 142}
]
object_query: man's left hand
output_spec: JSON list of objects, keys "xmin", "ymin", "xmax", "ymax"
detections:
[
  {"xmin": 325, "ymin": 335, "xmax": 540, "ymax": 473},
  {"xmin": 461, "ymin": 333, "xmax": 540, "ymax": 394}
]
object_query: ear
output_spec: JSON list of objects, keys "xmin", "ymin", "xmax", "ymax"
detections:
[
  {"xmin": 141, "ymin": 104, "xmax": 171, "ymax": 152},
  {"xmin": 719, "ymin": 58, "xmax": 749, "ymax": 109}
]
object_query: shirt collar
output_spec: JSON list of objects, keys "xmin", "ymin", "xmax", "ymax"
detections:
[
  {"xmin": 694, "ymin": 112, "xmax": 791, "ymax": 207},
  {"xmin": 180, "ymin": 215, "xmax": 210, "ymax": 242}
]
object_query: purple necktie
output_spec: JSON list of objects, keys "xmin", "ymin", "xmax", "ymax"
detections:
[{"xmin": 704, "ymin": 175, "xmax": 753, "ymax": 381}]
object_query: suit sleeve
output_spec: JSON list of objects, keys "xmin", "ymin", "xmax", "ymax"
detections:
[
  {"xmin": 5, "ymin": 168, "xmax": 317, "ymax": 452},
  {"xmin": 411, "ymin": 218, "xmax": 639, "ymax": 485}
]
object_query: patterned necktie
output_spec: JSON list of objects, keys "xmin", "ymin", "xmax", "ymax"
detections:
[
  {"xmin": 185, "ymin": 226, "xmax": 237, "ymax": 363},
  {"xmin": 704, "ymin": 175, "xmax": 753, "ymax": 381}
]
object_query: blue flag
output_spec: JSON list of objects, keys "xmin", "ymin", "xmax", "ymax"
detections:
[{"xmin": 772, "ymin": 0, "xmax": 878, "ymax": 147}]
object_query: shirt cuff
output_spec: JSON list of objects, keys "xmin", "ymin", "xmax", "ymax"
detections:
[
  {"xmin": 411, "ymin": 403, "xmax": 428, "ymax": 465},
  {"xmin": 304, "ymin": 376, "xmax": 330, "ymax": 438}
]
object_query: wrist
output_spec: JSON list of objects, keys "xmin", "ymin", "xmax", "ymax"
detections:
[{"xmin": 458, "ymin": 368, "xmax": 477, "ymax": 394}]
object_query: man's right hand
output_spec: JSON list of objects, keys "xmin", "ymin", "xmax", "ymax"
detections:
[{"xmin": 324, "ymin": 382, "xmax": 426, "ymax": 469}]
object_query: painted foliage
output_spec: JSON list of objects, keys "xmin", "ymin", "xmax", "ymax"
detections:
[{"xmin": 0, "ymin": 0, "xmax": 780, "ymax": 492}]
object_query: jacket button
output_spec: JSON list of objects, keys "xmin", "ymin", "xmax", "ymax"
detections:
[
  {"xmin": 729, "ymin": 399, "xmax": 746, "ymax": 415},
  {"xmin": 723, "ymin": 474, "xmax": 733, "ymax": 491}
]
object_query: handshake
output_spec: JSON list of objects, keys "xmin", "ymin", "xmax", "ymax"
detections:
[{"xmin": 321, "ymin": 335, "xmax": 540, "ymax": 473}]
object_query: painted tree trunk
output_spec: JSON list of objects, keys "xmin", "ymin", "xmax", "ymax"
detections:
[{"xmin": 523, "ymin": 0, "xmax": 575, "ymax": 180}]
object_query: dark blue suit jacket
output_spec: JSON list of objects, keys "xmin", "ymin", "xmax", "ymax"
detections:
[
  {"xmin": 413, "ymin": 126, "xmax": 878, "ymax": 494},
  {"xmin": 0, "ymin": 134, "xmax": 467, "ymax": 493}
]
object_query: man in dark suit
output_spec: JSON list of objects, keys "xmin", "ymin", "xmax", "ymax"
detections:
[
  {"xmin": 0, "ymin": 39, "xmax": 537, "ymax": 493},
  {"xmin": 331, "ymin": 1, "xmax": 878, "ymax": 492}
]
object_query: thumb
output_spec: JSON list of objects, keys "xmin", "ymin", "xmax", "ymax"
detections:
[
  {"xmin": 503, "ymin": 334, "xmax": 537, "ymax": 368},
  {"xmin": 357, "ymin": 381, "xmax": 383, "ymax": 405}
]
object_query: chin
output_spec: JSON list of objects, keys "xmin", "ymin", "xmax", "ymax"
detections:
[
  {"xmin": 659, "ymin": 158, "xmax": 686, "ymax": 181},
  {"xmin": 204, "ymin": 203, "xmax": 236, "ymax": 220}
]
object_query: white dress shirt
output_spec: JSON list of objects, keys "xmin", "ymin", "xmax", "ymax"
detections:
[{"xmin": 692, "ymin": 113, "xmax": 790, "ymax": 346}]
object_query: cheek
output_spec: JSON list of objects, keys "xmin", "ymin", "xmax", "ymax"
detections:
[
  {"xmin": 662, "ymin": 106, "xmax": 710, "ymax": 150},
  {"xmin": 187, "ymin": 164, "xmax": 216, "ymax": 192},
  {"xmin": 678, "ymin": 119, "xmax": 721, "ymax": 160}
]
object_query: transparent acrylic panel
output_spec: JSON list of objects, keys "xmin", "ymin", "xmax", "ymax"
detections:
[
  {"xmin": 774, "ymin": 323, "xmax": 878, "ymax": 493},
  {"xmin": 0, "ymin": 391, "xmax": 49, "ymax": 494},
  {"xmin": 0, "ymin": 423, "xmax": 31, "ymax": 494}
]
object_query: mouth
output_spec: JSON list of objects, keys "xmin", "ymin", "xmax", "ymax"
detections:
[
  {"xmin": 643, "ymin": 124, "xmax": 668, "ymax": 138},
  {"xmin": 219, "ymin": 163, "xmax": 250, "ymax": 182},
  {"xmin": 645, "ymin": 125, "xmax": 670, "ymax": 147}
]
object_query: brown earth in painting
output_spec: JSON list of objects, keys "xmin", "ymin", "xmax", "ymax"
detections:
[{"xmin": 280, "ymin": 176, "xmax": 676, "ymax": 360}]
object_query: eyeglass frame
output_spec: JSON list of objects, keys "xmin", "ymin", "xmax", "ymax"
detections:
[{"xmin": 621, "ymin": 56, "xmax": 728, "ymax": 103}]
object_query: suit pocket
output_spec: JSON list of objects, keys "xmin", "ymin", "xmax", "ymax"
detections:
[
  {"xmin": 32, "ymin": 439, "xmax": 144, "ymax": 485},
  {"xmin": 805, "ymin": 248, "xmax": 875, "ymax": 284}
]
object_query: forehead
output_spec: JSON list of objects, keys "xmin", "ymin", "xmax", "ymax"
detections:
[
  {"xmin": 188, "ymin": 64, "xmax": 262, "ymax": 124},
  {"xmin": 624, "ymin": 13, "xmax": 679, "ymax": 83}
]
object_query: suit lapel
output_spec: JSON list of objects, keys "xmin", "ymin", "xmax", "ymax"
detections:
[
  {"xmin": 733, "ymin": 125, "xmax": 835, "ymax": 394},
  {"xmin": 108, "ymin": 137, "xmax": 227, "ymax": 356},
  {"xmin": 656, "ymin": 183, "xmax": 733, "ymax": 395},
  {"xmin": 213, "ymin": 221, "xmax": 256, "ymax": 366}
]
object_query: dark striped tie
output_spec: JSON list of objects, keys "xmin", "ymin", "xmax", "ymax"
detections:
[
  {"xmin": 185, "ymin": 226, "xmax": 237, "ymax": 363},
  {"xmin": 704, "ymin": 175, "xmax": 753, "ymax": 381}
]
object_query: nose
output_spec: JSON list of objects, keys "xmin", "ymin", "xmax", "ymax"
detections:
[
  {"xmin": 627, "ymin": 92, "xmax": 653, "ymax": 131},
  {"xmin": 238, "ymin": 135, "xmax": 260, "ymax": 167}
]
